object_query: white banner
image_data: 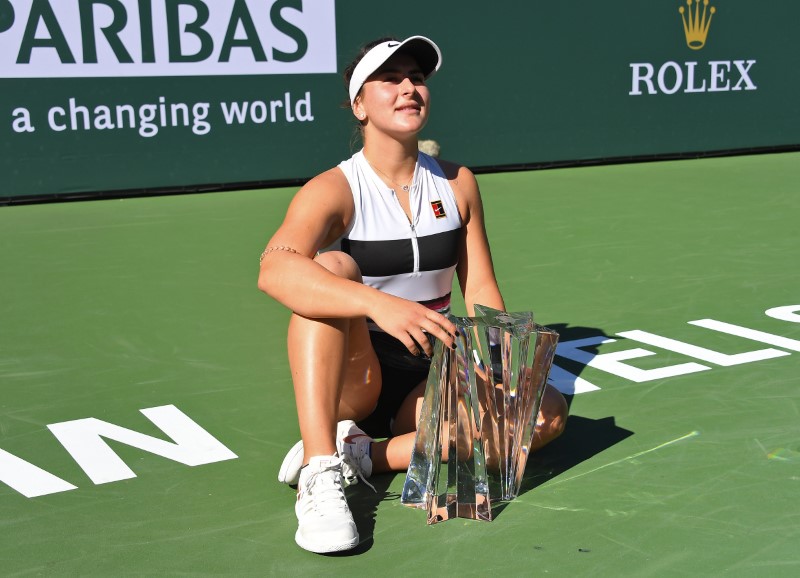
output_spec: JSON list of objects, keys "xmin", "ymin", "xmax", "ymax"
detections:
[{"xmin": 0, "ymin": 0, "xmax": 337, "ymax": 78}]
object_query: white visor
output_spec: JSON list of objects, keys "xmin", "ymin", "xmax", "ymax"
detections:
[{"xmin": 348, "ymin": 36, "xmax": 442, "ymax": 105}]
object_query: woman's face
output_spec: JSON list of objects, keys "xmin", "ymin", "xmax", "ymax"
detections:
[{"xmin": 355, "ymin": 52, "xmax": 430, "ymax": 137}]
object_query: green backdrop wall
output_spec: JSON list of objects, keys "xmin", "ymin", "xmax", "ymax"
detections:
[{"xmin": 1, "ymin": 0, "xmax": 798, "ymax": 200}]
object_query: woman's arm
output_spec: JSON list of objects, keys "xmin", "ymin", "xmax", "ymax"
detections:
[
  {"xmin": 257, "ymin": 168, "xmax": 371, "ymax": 318},
  {"xmin": 446, "ymin": 163, "xmax": 505, "ymax": 315},
  {"xmin": 257, "ymin": 168, "xmax": 456, "ymax": 354}
]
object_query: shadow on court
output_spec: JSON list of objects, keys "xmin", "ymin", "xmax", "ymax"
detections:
[
  {"xmin": 329, "ymin": 474, "xmax": 400, "ymax": 556},
  {"xmin": 522, "ymin": 415, "xmax": 634, "ymax": 489},
  {"xmin": 344, "ymin": 410, "xmax": 635, "ymax": 532},
  {"xmin": 341, "ymin": 321, "xmax": 635, "ymax": 539},
  {"xmin": 484, "ymin": 416, "xmax": 634, "ymax": 520},
  {"xmin": 492, "ymin": 322, "xmax": 635, "ymax": 518},
  {"xmin": 527, "ymin": 322, "xmax": 634, "ymax": 487},
  {"xmin": 544, "ymin": 321, "xmax": 617, "ymax": 401}
]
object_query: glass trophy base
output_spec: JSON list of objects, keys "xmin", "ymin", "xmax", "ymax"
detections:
[{"xmin": 400, "ymin": 305, "xmax": 559, "ymax": 524}]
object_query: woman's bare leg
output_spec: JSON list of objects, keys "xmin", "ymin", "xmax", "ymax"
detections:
[
  {"xmin": 287, "ymin": 251, "xmax": 381, "ymax": 464},
  {"xmin": 368, "ymin": 382, "xmax": 568, "ymax": 473},
  {"xmin": 530, "ymin": 383, "xmax": 568, "ymax": 451}
]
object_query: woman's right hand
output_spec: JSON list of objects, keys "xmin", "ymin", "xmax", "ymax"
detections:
[{"xmin": 368, "ymin": 292, "xmax": 457, "ymax": 357}]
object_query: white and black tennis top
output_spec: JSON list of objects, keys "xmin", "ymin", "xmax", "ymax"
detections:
[{"xmin": 327, "ymin": 150, "xmax": 463, "ymax": 330}]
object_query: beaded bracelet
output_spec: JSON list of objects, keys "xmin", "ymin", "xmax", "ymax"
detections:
[{"xmin": 259, "ymin": 245, "xmax": 298, "ymax": 263}]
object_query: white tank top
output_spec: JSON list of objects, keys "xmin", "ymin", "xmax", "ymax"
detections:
[{"xmin": 329, "ymin": 150, "xmax": 463, "ymax": 327}]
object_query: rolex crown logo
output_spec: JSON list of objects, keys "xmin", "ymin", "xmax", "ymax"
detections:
[{"xmin": 679, "ymin": 0, "xmax": 716, "ymax": 50}]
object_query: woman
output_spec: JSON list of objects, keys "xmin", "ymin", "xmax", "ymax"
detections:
[{"xmin": 258, "ymin": 35, "xmax": 568, "ymax": 554}]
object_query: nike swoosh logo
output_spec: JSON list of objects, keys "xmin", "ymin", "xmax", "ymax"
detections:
[{"xmin": 342, "ymin": 434, "xmax": 370, "ymax": 444}]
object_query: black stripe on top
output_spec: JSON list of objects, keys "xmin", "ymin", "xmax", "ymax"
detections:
[
  {"xmin": 418, "ymin": 228, "xmax": 461, "ymax": 271},
  {"xmin": 342, "ymin": 227, "xmax": 461, "ymax": 278}
]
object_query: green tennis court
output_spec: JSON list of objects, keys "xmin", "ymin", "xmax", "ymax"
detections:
[{"xmin": 2, "ymin": 151, "xmax": 799, "ymax": 575}]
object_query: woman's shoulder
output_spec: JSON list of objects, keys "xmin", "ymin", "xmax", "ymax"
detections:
[
  {"xmin": 423, "ymin": 155, "xmax": 476, "ymax": 184},
  {"xmin": 424, "ymin": 156, "xmax": 480, "ymax": 223},
  {"xmin": 301, "ymin": 165, "xmax": 351, "ymax": 196},
  {"xmin": 285, "ymin": 166, "xmax": 355, "ymax": 243},
  {"xmin": 291, "ymin": 166, "xmax": 354, "ymax": 219},
  {"xmin": 427, "ymin": 157, "xmax": 478, "ymax": 195}
]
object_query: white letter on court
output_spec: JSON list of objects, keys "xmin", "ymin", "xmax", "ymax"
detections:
[
  {"xmin": 689, "ymin": 320, "xmax": 800, "ymax": 352},
  {"xmin": 0, "ymin": 448, "xmax": 78, "ymax": 498},
  {"xmin": 765, "ymin": 305, "xmax": 800, "ymax": 323},
  {"xmin": 556, "ymin": 336, "xmax": 710, "ymax": 383},
  {"xmin": 47, "ymin": 405, "xmax": 238, "ymax": 485},
  {"xmin": 547, "ymin": 364, "xmax": 601, "ymax": 395},
  {"xmin": 617, "ymin": 329, "xmax": 789, "ymax": 366}
]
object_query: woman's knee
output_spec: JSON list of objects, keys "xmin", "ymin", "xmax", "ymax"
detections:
[{"xmin": 314, "ymin": 251, "xmax": 362, "ymax": 282}]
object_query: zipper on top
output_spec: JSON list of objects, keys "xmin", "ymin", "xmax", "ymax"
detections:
[{"xmin": 390, "ymin": 189, "xmax": 420, "ymax": 275}]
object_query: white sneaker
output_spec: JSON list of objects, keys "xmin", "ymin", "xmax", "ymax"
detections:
[
  {"xmin": 294, "ymin": 455, "xmax": 359, "ymax": 553},
  {"xmin": 337, "ymin": 420, "xmax": 373, "ymax": 487},
  {"xmin": 277, "ymin": 439, "xmax": 304, "ymax": 485},
  {"xmin": 277, "ymin": 421, "xmax": 374, "ymax": 487}
]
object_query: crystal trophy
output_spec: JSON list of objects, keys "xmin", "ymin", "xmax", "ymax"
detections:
[{"xmin": 400, "ymin": 305, "xmax": 559, "ymax": 524}]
